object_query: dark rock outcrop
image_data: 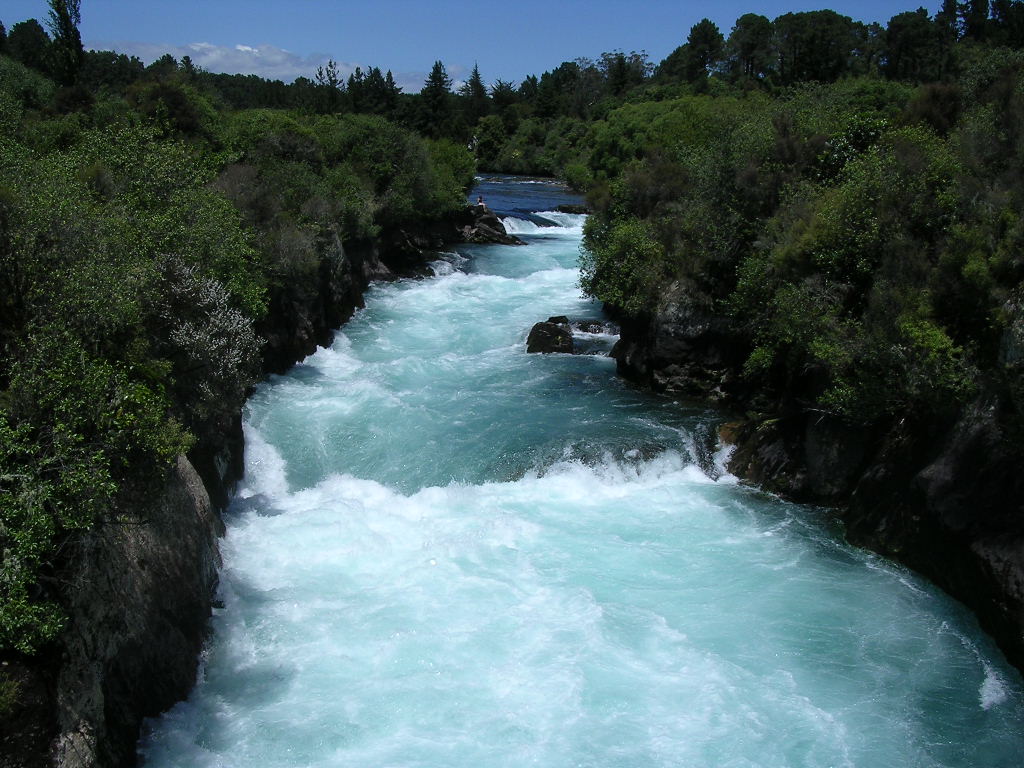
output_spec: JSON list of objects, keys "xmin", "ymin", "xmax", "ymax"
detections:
[
  {"xmin": 610, "ymin": 280, "xmax": 747, "ymax": 400},
  {"xmin": 53, "ymin": 457, "xmax": 221, "ymax": 768},
  {"xmin": 455, "ymin": 205, "xmax": 524, "ymax": 245},
  {"xmin": 555, "ymin": 204, "xmax": 589, "ymax": 214},
  {"xmin": 258, "ymin": 231, "xmax": 390, "ymax": 376},
  {"xmin": 844, "ymin": 396, "xmax": 1024, "ymax": 667},
  {"xmin": 527, "ymin": 316, "xmax": 574, "ymax": 354}
]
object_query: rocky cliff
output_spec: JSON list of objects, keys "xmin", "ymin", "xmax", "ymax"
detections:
[
  {"xmin": 52, "ymin": 458, "xmax": 221, "ymax": 768},
  {"xmin": 4, "ymin": 205, "xmax": 507, "ymax": 768},
  {"xmin": 612, "ymin": 278, "xmax": 1024, "ymax": 672}
]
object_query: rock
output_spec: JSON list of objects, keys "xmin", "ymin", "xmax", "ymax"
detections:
[
  {"xmin": 611, "ymin": 279, "xmax": 747, "ymax": 397},
  {"xmin": 53, "ymin": 457, "xmax": 222, "ymax": 768},
  {"xmin": 842, "ymin": 395, "xmax": 1024, "ymax": 668},
  {"xmin": 458, "ymin": 205, "xmax": 524, "ymax": 246},
  {"xmin": 555, "ymin": 203, "xmax": 589, "ymax": 214},
  {"xmin": 574, "ymin": 320, "xmax": 611, "ymax": 334},
  {"xmin": 527, "ymin": 318, "xmax": 574, "ymax": 354}
]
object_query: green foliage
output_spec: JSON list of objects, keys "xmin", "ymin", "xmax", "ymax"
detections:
[
  {"xmin": 427, "ymin": 138, "xmax": 476, "ymax": 212},
  {"xmin": 579, "ymin": 40, "xmax": 1021, "ymax": 431},
  {"xmin": 474, "ymin": 114, "xmax": 507, "ymax": 169},
  {"xmin": 1, "ymin": 334, "xmax": 191, "ymax": 652},
  {"xmin": 0, "ymin": 56, "xmax": 55, "ymax": 112},
  {"xmin": 581, "ymin": 215, "xmax": 667, "ymax": 315},
  {"xmin": 0, "ymin": 92, "xmax": 267, "ymax": 651},
  {"xmin": 128, "ymin": 80, "xmax": 218, "ymax": 140}
]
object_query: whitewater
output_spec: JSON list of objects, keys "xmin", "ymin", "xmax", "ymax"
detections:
[{"xmin": 140, "ymin": 177, "xmax": 1024, "ymax": 767}]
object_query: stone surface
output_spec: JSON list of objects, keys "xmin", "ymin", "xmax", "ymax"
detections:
[
  {"xmin": 611, "ymin": 279, "xmax": 746, "ymax": 399},
  {"xmin": 457, "ymin": 205, "xmax": 524, "ymax": 245},
  {"xmin": 527, "ymin": 318, "xmax": 574, "ymax": 354},
  {"xmin": 53, "ymin": 457, "xmax": 221, "ymax": 768}
]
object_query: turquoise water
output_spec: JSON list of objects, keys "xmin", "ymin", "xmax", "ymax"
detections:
[{"xmin": 140, "ymin": 179, "xmax": 1024, "ymax": 767}]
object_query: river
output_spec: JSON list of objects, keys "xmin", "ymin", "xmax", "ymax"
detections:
[{"xmin": 140, "ymin": 176, "xmax": 1024, "ymax": 767}]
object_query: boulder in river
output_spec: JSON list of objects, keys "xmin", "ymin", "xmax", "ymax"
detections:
[
  {"xmin": 527, "ymin": 316, "xmax": 574, "ymax": 354},
  {"xmin": 457, "ymin": 205, "xmax": 524, "ymax": 245},
  {"xmin": 556, "ymin": 203, "xmax": 589, "ymax": 214}
]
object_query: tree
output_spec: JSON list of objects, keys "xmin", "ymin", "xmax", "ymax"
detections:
[
  {"xmin": 384, "ymin": 70, "xmax": 401, "ymax": 113},
  {"xmin": 884, "ymin": 9, "xmax": 941, "ymax": 82},
  {"xmin": 961, "ymin": 0, "xmax": 991, "ymax": 40},
  {"xmin": 46, "ymin": 0, "xmax": 84, "ymax": 86},
  {"xmin": 935, "ymin": 0, "xmax": 960, "ymax": 76},
  {"xmin": 146, "ymin": 52, "xmax": 178, "ymax": 81},
  {"xmin": 353, "ymin": 66, "xmax": 398, "ymax": 116},
  {"xmin": 684, "ymin": 18, "xmax": 725, "ymax": 81},
  {"xmin": 490, "ymin": 78, "xmax": 517, "ymax": 110},
  {"xmin": 0, "ymin": 22, "xmax": 7, "ymax": 55},
  {"xmin": 599, "ymin": 50, "xmax": 650, "ymax": 95},
  {"xmin": 459, "ymin": 63, "xmax": 489, "ymax": 124},
  {"xmin": 518, "ymin": 74, "xmax": 539, "ymax": 103},
  {"xmin": 420, "ymin": 60, "xmax": 454, "ymax": 138},
  {"xmin": 991, "ymin": 0, "xmax": 1024, "ymax": 46},
  {"xmin": 536, "ymin": 61, "xmax": 580, "ymax": 117},
  {"xmin": 315, "ymin": 58, "xmax": 345, "ymax": 113},
  {"xmin": 727, "ymin": 13, "xmax": 774, "ymax": 80},
  {"xmin": 490, "ymin": 79, "xmax": 519, "ymax": 131},
  {"xmin": 316, "ymin": 59, "xmax": 342, "ymax": 90},
  {"xmin": 7, "ymin": 19, "xmax": 51, "ymax": 74},
  {"xmin": 474, "ymin": 113, "xmax": 507, "ymax": 169},
  {"xmin": 773, "ymin": 10, "xmax": 858, "ymax": 84}
]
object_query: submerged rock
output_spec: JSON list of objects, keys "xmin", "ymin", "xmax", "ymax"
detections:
[
  {"xmin": 527, "ymin": 317, "xmax": 574, "ymax": 354},
  {"xmin": 556, "ymin": 203, "xmax": 589, "ymax": 214}
]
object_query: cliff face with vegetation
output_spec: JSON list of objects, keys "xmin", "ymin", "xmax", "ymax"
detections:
[{"xmin": 0, "ymin": 38, "xmax": 485, "ymax": 765}]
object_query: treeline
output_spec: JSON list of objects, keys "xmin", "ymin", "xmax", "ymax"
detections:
[
  {"xmin": 0, "ymin": 2, "xmax": 474, "ymax": 657},
  {"xmin": 7, "ymin": 1, "xmax": 1024, "ymax": 184}
]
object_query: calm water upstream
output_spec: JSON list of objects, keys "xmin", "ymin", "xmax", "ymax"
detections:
[{"xmin": 140, "ymin": 176, "xmax": 1024, "ymax": 767}]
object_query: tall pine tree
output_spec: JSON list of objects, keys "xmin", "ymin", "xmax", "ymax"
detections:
[
  {"xmin": 420, "ymin": 60, "xmax": 454, "ymax": 138},
  {"xmin": 46, "ymin": 0, "xmax": 84, "ymax": 86},
  {"xmin": 459, "ymin": 63, "xmax": 490, "ymax": 126}
]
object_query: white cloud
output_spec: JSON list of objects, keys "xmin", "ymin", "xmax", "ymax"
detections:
[
  {"xmin": 87, "ymin": 39, "xmax": 359, "ymax": 84},
  {"xmin": 86, "ymin": 39, "xmax": 464, "ymax": 94}
]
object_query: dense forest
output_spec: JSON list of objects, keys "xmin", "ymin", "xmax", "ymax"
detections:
[
  {"xmin": 2, "ymin": 0, "xmax": 1024, "ymax": 761},
  {"xmin": 575, "ymin": 7, "xmax": 1024, "ymax": 448}
]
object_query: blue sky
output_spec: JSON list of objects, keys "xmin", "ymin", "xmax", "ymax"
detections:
[{"xmin": 4, "ymin": 1, "xmax": 940, "ymax": 91}]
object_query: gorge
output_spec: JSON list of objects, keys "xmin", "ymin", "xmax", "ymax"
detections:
[{"xmin": 137, "ymin": 177, "xmax": 1024, "ymax": 767}]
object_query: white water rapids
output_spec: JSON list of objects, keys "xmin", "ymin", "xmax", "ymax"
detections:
[{"xmin": 140, "ymin": 181, "xmax": 1024, "ymax": 767}]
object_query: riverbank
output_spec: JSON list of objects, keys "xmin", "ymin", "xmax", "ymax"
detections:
[
  {"xmin": 2, "ymin": 205, "xmax": 508, "ymax": 768},
  {"xmin": 608, "ymin": 279, "xmax": 1024, "ymax": 674}
]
